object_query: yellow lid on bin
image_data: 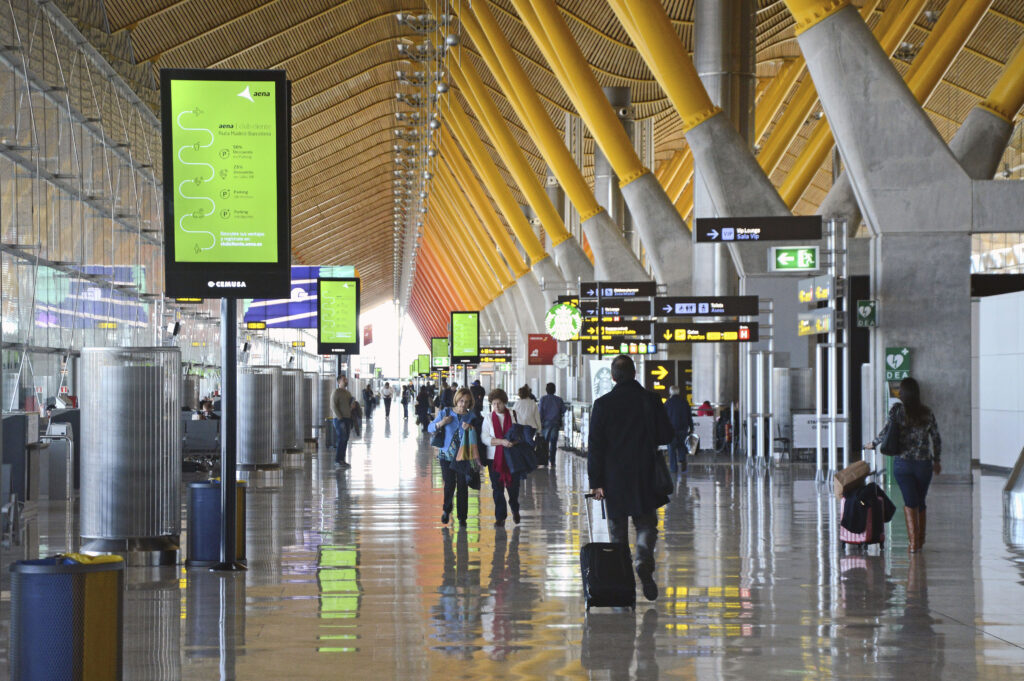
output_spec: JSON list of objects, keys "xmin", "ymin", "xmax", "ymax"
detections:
[{"xmin": 61, "ymin": 553, "xmax": 123, "ymax": 564}]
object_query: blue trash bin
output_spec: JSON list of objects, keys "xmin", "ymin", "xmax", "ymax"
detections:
[
  {"xmin": 186, "ymin": 480, "xmax": 246, "ymax": 567},
  {"xmin": 10, "ymin": 553, "xmax": 124, "ymax": 681}
]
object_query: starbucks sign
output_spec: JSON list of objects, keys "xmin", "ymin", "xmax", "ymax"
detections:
[{"xmin": 545, "ymin": 302, "xmax": 582, "ymax": 342}]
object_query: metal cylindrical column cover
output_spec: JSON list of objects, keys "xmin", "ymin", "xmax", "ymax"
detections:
[
  {"xmin": 279, "ymin": 369, "xmax": 302, "ymax": 450},
  {"xmin": 692, "ymin": 0, "xmax": 755, "ymax": 407},
  {"xmin": 302, "ymin": 372, "xmax": 315, "ymax": 440},
  {"xmin": 255, "ymin": 366, "xmax": 285, "ymax": 455},
  {"xmin": 319, "ymin": 376, "xmax": 334, "ymax": 422},
  {"xmin": 80, "ymin": 347, "xmax": 181, "ymax": 543},
  {"xmin": 237, "ymin": 367, "xmax": 275, "ymax": 467},
  {"xmin": 182, "ymin": 374, "xmax": 200, "ymax": 411}
]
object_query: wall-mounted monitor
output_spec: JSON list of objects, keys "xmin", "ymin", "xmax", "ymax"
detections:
[
  {"xmin": 431, "ymin": 337, "xmax": 450, "ymax": 368},
  {"xmin": 450, "ymin": 311, "xmax": 479, "ymax": 365},
  {"xmin": 161, "ymin": 68, "xmax": 291, "ymax": 298},
  {"xmin": 417, "ymin": 354, "xmax": 430, "ymax": 376},
  {"xmin": 317, "ymin": 278, "xmax": 360, "ymax": 355}
]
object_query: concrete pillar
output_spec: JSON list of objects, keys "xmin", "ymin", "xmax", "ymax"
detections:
[
  {"xmin": 581, "ymin": 210, "xmax": 649, "ymax": 281},
  {"xmin": 593, "ymin": 87, "xmax": 633, "ymax": 244},
  {"xmin": 691, "ymin": 0, "xmax": 756, "ymax": 407}
]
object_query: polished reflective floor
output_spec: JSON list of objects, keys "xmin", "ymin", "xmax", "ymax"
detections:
[{"xmin": 3, "ymin": 411, "xmax": 1024, "ymax": 680}]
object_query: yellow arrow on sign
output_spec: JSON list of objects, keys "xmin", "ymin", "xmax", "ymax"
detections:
[
  {"xmin": 663, "ymin": 330, "xmax": 673, "ymax": 340},
  {"xmin": 652, "ymin": 365, "xmax": 669, "ymax": 381},
  {"xmin": 587, "ymin": 345, "xmax": 597, "ymax": 353}
]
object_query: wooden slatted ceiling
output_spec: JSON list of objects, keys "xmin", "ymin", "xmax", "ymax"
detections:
[{"xmin": 92, "ymin": 0, "xmax": 1024, "ymax": 313}]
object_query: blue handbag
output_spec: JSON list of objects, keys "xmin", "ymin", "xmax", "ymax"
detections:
[{"xmin": 504, "ymin": 412, "xmax": 537, "ymax": 476}]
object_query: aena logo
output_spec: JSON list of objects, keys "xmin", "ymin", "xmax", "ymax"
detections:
[
  {"xmin": 237, "ymin": 86, "xmax": 271, "ymax": 102},
  {"xmin": 207, "ymin": 280, "xmax": 247, "ymax": 289}
]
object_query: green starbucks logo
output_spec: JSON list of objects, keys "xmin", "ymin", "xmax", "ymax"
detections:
[{"xmin": 545, "ymin": 302, "xmax": 582, "ymax": 341}]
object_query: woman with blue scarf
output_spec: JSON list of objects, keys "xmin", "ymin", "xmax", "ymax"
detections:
[{"xmin": 429, "ymin": 388, "xmax": 480, "ymax": 527}]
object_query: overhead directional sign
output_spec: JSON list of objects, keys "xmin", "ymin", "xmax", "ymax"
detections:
[
  {"xmin": 770, "ymin": 246, "xmax": 819, "ymax": 272},
  {"xmin": 655, "ymin": 296, "xmax": 759, "ymax": 317},
  {"xmin": 694, "ymin": 216, "xmax": 822, "ymax": 243},
  {"xmin": 580, "ymin": 281, "xmax": 657, "ymax": 299},
  {"xmin": 583, "ymin": 342, "xmax": 658, "ymax": 356},
  {"xmin": 654, "ymin": 322, "xmax": 759, "ymax": 343},
  {"xmin": 644, "ymin": 360, "xmax": 676, "ymax": 398},
  {"xmin": 797, "ymin": 308, "xmax": 833, "ymax": 336},
  {"xmin": 555, "ymin": 295, "xmax": 579, "ymax": 307},
  {"xmin": 580, "ymin": 300, "xmax": 652, "ymax": 317},
  {"xmin": 799, "ymin": 274, "xmax": 833, "ymax": 303},
  {"xmin": 581, "ymin": 322, "xmax": 651, "ymax": 338},
  {"xmin": 480, "ymin": 346, "xmax": 511, "ymax": 364}
]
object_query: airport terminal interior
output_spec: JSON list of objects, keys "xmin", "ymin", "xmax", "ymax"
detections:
[{"xmin": 2, "ymin": 0, "xmax": 1024, "ymax": 679}]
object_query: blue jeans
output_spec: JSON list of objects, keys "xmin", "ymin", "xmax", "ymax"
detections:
[
  {"xmin": 542, "ymin": 424, "xmax": 560, "ymax": 459},
  {"xmin": 893, "ymin": 457, "xmax": 933, "ymax": 510},
  {"xmin": 668, "ymin": 438, "xmax": 687, "ymax": 474},
  {"xmin": 333, "ymin": 418, "xmax": 350, "ymax": 464}
]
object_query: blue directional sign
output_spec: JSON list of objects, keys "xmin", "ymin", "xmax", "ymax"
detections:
[{"xmin": 695, "ymin": 216, "xmax": 822, "ymax": 243}]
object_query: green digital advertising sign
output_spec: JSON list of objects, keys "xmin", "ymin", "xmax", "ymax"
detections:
[
  {"xmin": 317, "ymin": 278, "xmax": 360, "ymax": 355},
  {"xmin": 450, "ymin": 311, "xmax": 480, "ymax": 364},
  {"xmin": 417, "ymin": 354, "xmax": 430, "ymax": 376},
  {"xmin": 431, "ymin": 337, "xmax": 450, "ymax": 368},
  {"xmin": 161, "ymin": 68, "xmax": 291, "ymax": 298}
]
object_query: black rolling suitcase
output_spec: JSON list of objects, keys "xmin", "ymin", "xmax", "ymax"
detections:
[{"xmin": 580, "ymin": 494, "xmax": 636, "ymax": 611}]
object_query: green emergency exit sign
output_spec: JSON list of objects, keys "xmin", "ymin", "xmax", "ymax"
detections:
[{"xmin": 769, "ymin": 246, "xmax": 818, "ymax": 272}]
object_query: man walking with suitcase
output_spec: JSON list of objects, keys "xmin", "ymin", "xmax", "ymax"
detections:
[{"xmin": 588, "ymin": 355, "xmax": 673, "ymax": 601}]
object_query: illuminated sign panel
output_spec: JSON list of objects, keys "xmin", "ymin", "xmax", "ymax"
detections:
[
  {"xmin": 417, "ymin": 354, "xmax": 430, "ymax": 376},
  {"xmin": 161, "ymin": 68, "xmax": 291, "ymax": 298},
  {"xmin": 655, "ymin": 296, "xmax": 759, "ymax": 317},
  {"xmin": 316, "ymin": 278, "xmax": 360, "ymax": 355},
  {"xmin": 694, "ymin": 216, "xmax": 822, "ymax": 242},
  {"xmin": 654, "ymin": 322, "xmax": 759, "ymax": 343},
  {"xmin": 450, "ymin": 312, "xmax": 479, "ymax": 364},
  {"xmin": 480, "ymin": 346, "xmax": 512, "ymax": 364},
  {"xmin": 431, "ymin": 337, "xmax": 450, "ymax": 368}
]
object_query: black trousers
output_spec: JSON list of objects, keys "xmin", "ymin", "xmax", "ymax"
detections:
[
  {"xmin": 439, "ymin": 458, "xmax": 468, "ymax": 521},
  {"xmin": 384, "ymin": 397, "xmax": 392, "ymax": 417},
  {"xmin": 488, "ymin": 466, "xmax": 520, "ymax": 521}
]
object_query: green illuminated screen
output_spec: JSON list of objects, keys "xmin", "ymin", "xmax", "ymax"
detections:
[
  {"xmin": 319, "ymin": 279, "xmax": 358, "ymax": 346},
  {"xmin": 169, "ymin": 79, "xmax": 279, "ymax": 262},
  {"xmin": 417, "ymin": 354, "xmax": 429, "ymax": 375},
  {"xmin": 451, "ymin": 312, "xmax": 479, "ymax": 360},
  {"xmin": 431, "ymin": 338, "xmax": 450, "ymax": 368}
]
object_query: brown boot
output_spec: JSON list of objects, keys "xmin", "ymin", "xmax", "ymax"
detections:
[
  {"xmin": 918, "ymin": 508, "xmax": 926, "ymax": 549},
  {"xmin": 904, "ymin": 507, "xmax": 920, "ymax": 553}
]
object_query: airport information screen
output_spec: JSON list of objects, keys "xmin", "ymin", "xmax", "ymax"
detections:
[
  {"xmin": 317, "ymin": 278, "xmax": 360, "ymax": 355},
  {"xmin": 431, "ymin": 337, "xmax": 450, "ymax": 368},
  {"xmin": 161, "ymin": 69, "xmax": 290, "ymax": 298},
  {"xmin": 450, "ymin": 312, "xmax": 479, "ymax": 364}
]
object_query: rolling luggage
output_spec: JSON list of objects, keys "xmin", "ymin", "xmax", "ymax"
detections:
[
  {"xmin": 839, "ymin": 495, "xmax": 885, "ymax": 549},
  {"xmin": 580, "ymin": 494, "xmax": 636, "ymax": 611}
]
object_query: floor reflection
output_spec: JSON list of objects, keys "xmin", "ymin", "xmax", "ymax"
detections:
[{"xmin": 2, "ymin": 416, "xmax": 1024, "ymax": 680}]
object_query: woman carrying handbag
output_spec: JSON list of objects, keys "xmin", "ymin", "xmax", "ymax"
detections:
[
  {"xmin": 429, "ymin": 388, "xmax": 480, "ymax": 527},
  {"xmin": 481, "ymin": 389, "xmax": 523, "ymax": 528},
  {"xmin": 864, "ymin": 378, "xmax": 942, "ymax": 553}
]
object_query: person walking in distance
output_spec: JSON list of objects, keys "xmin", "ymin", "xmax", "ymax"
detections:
[
  {"xmin": 331, "ymin": 376, "xmax": 354, "ymax": 469},
  {"xmin": 481, "ymin": 389, "xmax": 522, "ymax": 528},
  {"xmin": 538, "ymin": 382, "xmax": 566, "ymax": 461},
  {"xmin": 382, "ymin": 382, "xmax": 394, "ymax": 419},
  {"xmin": 664, "ymin": 386, "xmax": 694, "ymax": 475},
  {"xmin": 865, "ymin": 377, "xmax": 942, "ymax": 552},
  {"xmin": 401, "ymin": 382, "xmax": 414, "ymax": 420},
  {"xmin": 588, "ymin": 355, "xmax": 673, "ymax": 601}
]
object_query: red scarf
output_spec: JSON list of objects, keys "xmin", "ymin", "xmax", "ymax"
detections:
[{"xmin": 491, "ymin": 409, "xmax": 512, "ymax": 486}]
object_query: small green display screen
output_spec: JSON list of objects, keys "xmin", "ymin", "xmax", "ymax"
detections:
[
  {"xmin": 168, "ymin": 79, "xmax": 279, "ymax": 263},
  {"xmin": 431, "ymin": 337, "xmax": 450, "ymax": 368},
  {"xmin": 317, "ymin": 278, "xmax": 360, "ymax": 355},
  {"xmin": 450, "ymin": 312, "xmax": 479, "ymax": 364},
  {"xmin": 417, "ymin": 354, "xmax": 430, "ymax": 375}
]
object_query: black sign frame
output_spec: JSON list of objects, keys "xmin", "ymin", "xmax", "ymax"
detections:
[
  {"xmin": 694, "ymin": 216, "xmax": 822, "ymax": 243},
  {"xmin": 450, "ymin": 311, "xmax": 480, "ymax": 365},
  {"xmin": 316, "ymin": 277, "xmax": 360, "ymax": 355},
  {"xmin": 655, "ymin": 296, "xmax": 760, "ymax": 317},
  {"xmin": 580, "ymin": 281, "xmax": 657, "ymax": 299},
  {"xmin": 161, "ymin": 68, "xmax": 292, "ymax": 299},
  {"xmin": 654, "ymin": 322, "xmax": 760, "ymax": 343}
]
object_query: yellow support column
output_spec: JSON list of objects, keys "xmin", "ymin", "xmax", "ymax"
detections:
[
  {"xmin": 446, "ymin": 58, "xmax": 571, "ymax": 251},
  {"xmin": 434, "ymin": 174, "xmax": 513, "ymax": 291},
  {"xmin": 462, "ymin": 1, "xmax": 605, "ymax": 223},
  {"xmin": 979, "ymin": 36, "xmax": 1024, "ymax": 122},
  {"xmin": 512, "ymin": 0, "xmax": 647, "ymax": 186},
  {"xmin": 442, "ymin": 95, "xmax": 550, "ymax": 268},
  {"xmin": 438, "ymin": 133, "xmax": 529, "ymax": 279}
]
